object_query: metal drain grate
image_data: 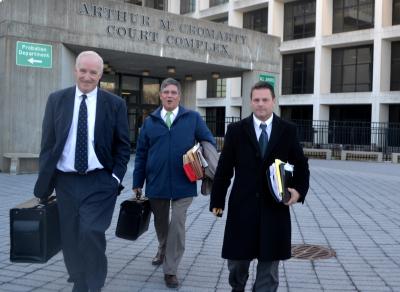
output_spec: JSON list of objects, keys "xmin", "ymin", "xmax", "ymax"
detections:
[{"xmin": 291, "ymin": 244, "xmax": 336, "ymax": 260}]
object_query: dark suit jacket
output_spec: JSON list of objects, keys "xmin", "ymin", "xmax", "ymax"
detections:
[
  {"xmin": 34, "ymin": 86, "xmax": 131, "ymax": 198},
  {"xmin": 210, "ymin": 113, "xmax": 309, "ymax": 261}
]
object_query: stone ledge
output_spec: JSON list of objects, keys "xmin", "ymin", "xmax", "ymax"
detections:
[
  {"xmin": 3, "ymin": 153, "xmax": 39, "ymax": 174},
  {"xmin": 303, "ymin": 148, "xmax": 332, "ymax": 160},
  {"xmin": 341, "ymin": 150, "xmax": 382, "ymax": 162},
  {"xmin": 392, "ymin": 153, "xmax": 400, "ymax": 163}
]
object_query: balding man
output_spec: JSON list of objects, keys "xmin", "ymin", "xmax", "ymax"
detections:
[{"xmin": 34, "ymin": 51, "xmax": 130, "ymax": 292}]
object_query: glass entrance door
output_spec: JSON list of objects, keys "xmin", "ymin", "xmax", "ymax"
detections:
[{"xmin": 100, "ymin": 74, "xmax": 161, "ymax": 150}]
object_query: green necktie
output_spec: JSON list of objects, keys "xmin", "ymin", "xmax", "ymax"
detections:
[{"xmin": 166, "ymin": 111, "xmax": 173, "ymax": 129}]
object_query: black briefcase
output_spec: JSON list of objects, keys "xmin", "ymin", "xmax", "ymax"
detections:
[
  {"xmin": 10, "ymin": 195, "xmax": 61, "ymax": 263},
  {"xmin": 115, "ymin": 192, "xmax": 151, "ymax": 241}
]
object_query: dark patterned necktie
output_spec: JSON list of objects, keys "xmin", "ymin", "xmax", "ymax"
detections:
[
  {"xmin": 75, "ymin": 94, "xmax": 88, "ymax": 174},
  {"xmin": 259, "ymin": 123, "xmax": 268, "ymax": 158}
]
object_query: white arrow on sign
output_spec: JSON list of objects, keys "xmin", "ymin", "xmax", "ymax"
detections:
[{"xmin": 27, "ymin": 57, "xmax": 43, "ymax": 64}]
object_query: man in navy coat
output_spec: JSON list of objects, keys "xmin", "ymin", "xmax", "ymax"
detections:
[
  {"xmin": 132, "ymin": 78, "xmax": 215, "ymax": 289},
  {"xmin": 34, "ymin": 51, "xmax": 130, "ymax": 292},
  {"xmin": 210, "ymin": 81, "xmax": 310, "ymax": 292}
]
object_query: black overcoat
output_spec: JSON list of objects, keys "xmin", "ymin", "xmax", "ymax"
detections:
[{"xmin": 210, "ymin": 114, "xmax": 309, "ymax": 261}]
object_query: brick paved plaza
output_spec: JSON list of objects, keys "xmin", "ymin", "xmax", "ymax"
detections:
[{"xmin": 0, "ymin": 159, "xmax": 399, "ymax": 291}]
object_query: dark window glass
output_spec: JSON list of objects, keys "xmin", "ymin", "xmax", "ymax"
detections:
[
  {"xmin": 333, "ymin": 0, "xmax": 374, "ymax": 33},
  {"xmin": 284, "ymin": 0, "xmax": 316, "ymax": 40},
  {"xmin": 125, "ymin": 0, "xmax": 143, "ymax": 5},
  {"xmin": 282, "ymin": 51, "xmax": 314, "ymax": 95},
  {"xmin": 394, "ymin": 0, "xmax": 400, "ymax": 25},
  {"xmin": 212, "ymin": 17, "xmax": 228, "ymax": 24},
  {"xmin": 209, "ymin": 0, "xmax": 228, "ymax": 7},
  {"xmin": 206, "ymin": 107, "xmax": 225, "ymax": 137},
  {"xmin": 391, "ymin": 41, "xmax": 400, "ymax": 90},
  {"xmin": 207, "ymin": 79, "xmax": 226, "ymax": 98},
  {"xmin": 145, "ymin": 0, "xmax": 166, "ymax": 10},
  {"xmin": 331, "ymin": 45, "xmax": 373, "ymax": 93},
  {"xmin": 180, "ymin": 0, "xmax": 195, "ymax": 14},
  {"xmin": 243, "ymin": 8, "xmax": 268, "ymax": 34}
]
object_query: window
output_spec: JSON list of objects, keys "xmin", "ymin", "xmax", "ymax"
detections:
[
  {"xmin": 212, "ymin": 17, "xmax": 228, "ymax": 24},
  {"xmin": 209, "ymin": 0, "xmax": 228, "ymax": 7},
  {"xmin": 284, "ymin": 0, "xmax": 316, "ymax": 40},
  {"xmin": 391, "ymin": 41, "xmax": 400, "ymax": 90},
  {"xmin": 243, "ymin": 8, "xmax": 268, "ymax": 34},
  {"xmin": 331, "ymin": 45, "xmax": 373, "ymax": 93},
  {"xmin": 282, "ymin": 51, "xmax": 314, "ymax": 95},
  {"xmin": 394, "ymin": 0, "xmax": 400, "ymax": 26},
  {"xmin": 125, "ymin": 0, "xmax": 143, "ymax": 5},
  {"xmin": 180, "ymin": 0, "xmax": 195, "ymax": 14},
  {"xmin": 333, "ymin": 0, "xmax": 374, "ymax": 33},
  {"xmin": 145, "ymin": 0, "xmax": 166, "ymax": 10},
  {"xmin": 206, "ymin": 107, "xmax": 225, "ymax": 137},
  {"xmin": 207, "ymin": 78, "xmax": 226, "ymax": 98}
]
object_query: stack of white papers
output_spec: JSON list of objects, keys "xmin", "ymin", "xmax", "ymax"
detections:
[{"xmin": 267, "ymin": 159, "xmax": 294, "ymax": 203}]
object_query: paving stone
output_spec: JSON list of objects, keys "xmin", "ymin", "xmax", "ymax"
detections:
[{"xmin": 1, "ymin": 160, "xmax": 400, "ymax": 291}]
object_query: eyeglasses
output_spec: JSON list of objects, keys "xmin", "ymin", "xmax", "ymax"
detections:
[{"xmin": 161, "ymin": 90, "xmax": 179, "ymax": 96}]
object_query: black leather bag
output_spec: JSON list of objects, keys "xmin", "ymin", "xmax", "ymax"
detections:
[
  {"xmin": 10, "ymin": 195, "xmax": 61, "ymax": 263},
  {"xmin": 115, "ymin": 192, "xmax": 151, "ymax": 241}
]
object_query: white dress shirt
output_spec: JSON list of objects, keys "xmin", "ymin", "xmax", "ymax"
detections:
[
  {"xmin": 253, "ymin": 114, "xmax": 273, "ymax": 141},
  {"xmin": 56, "ymin": 86, "xmax": 103, "ymax": 173},
  {"xmin": 161, "ymin": 106, "xmax": 179, "ymax": 125}
]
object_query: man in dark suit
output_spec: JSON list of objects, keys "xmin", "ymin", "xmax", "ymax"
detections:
[
  {"xmin": 34, "ymin": 51, "xmax": 130, "ymax": 292},
  {"xmin": 210, "ymin": 81, "xmax": 310, "ymax": 292}
]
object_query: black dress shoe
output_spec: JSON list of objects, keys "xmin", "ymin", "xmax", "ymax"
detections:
[
  {"xmin": 152, "ymin": 251, "xmax": 165, "ymax": 265},
  {"xmin": 164, "ymin": 274, "xmax": 179, "ymax": 288}
]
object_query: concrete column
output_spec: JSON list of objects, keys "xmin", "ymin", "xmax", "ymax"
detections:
[
  {"xmin": 381, "ymin": 0, "xmax": 393, "ymax": 27},
  {"xmin": 195, "ymin": 80, "xmax": 206, "ymax": 116},
  {"xmin": 225, "ymin": 77, "xmax": 241, "ymax": 118},
  {"xmin": 313, "ymin": 105, "xmax": 330, "ymax": 145},
  {"xmin": 320, "ymin": 0, "xmax": 333, "ymax": 36},
  {"xmin": 374, "ymin": 39, "xmax": 391, "ymax": 93},
  {"xmin": 168, "ymin": 0, "xmax": 180, "ymax": 14},
  {"xmin": 60, "ymin": 45, "xmax": 75, "ymax": 88},
  {"xmin": 268, "ymin": 0, "xmax": 284, "ymax": 39},
  {"xmin": 182, "ymin": 80, "xmax": 197, "ymax": 109},
  {"xmin": 228, "ymin": 6, "xmax": 242, "ymax": 28},
  {"xmin": 199, "ymin": 0, "xmax": 209, "ymax": 11}
]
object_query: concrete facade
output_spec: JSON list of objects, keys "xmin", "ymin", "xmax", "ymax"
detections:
[
  {"xmin": 183, "ymin": 0, "xmax": 400, "ymax": 124},
  {"xmin": 0, "ymin": 0, "xmax": 280, "ymax": 171}
]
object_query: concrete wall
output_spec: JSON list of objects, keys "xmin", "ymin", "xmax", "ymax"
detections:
[
  {"xmin": 0, "ymin": 0, "xmax": 280, "ymax": 72},
  {"xmin": 0, "ymin": 0, "xmax": 282, "ymax": 170}
]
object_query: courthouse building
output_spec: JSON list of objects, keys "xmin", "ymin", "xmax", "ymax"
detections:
[{"xmin": 1, "ymin": 0, "xmax": 400, "ymax": 171}]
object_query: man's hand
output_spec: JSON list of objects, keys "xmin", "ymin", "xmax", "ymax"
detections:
[
  {"xmin": 212, "ymin": 208, "xmax": 223, "ymax": 217},
  {"xmin": 285, "ymin": 188, "xmax": 300, "ymax": 206},
  {"xmin": 38, "ymin": 197, "xmax": 49, "ymax": 204},
  {"xmin": 132, "ymin": 188, "xmax": 142, "ymax": 199}
]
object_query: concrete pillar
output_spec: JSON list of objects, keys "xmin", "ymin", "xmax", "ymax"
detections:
[
  {"xmin": 320, "ymin": 0, "xmax": 333, "ymax": 36},
  {"xmin": 199, "ymin": 0, "xmax": 209, "ymax": 11},
  {"xmin": 268, "ymin": 0, "xmax": 284, "ymax": 39},
  {"xmin": 225, "ymin": 77, "xmax": 241, "ymax": 118},
  {"xmin": 228, "ymin": 6, "xmax": 243, "ymax": 28},
  {"xmin": 195, "ymin": 80, "xmax": 207, "ymax": 116},
  {"xmin": 168, "ymin": 0, "xmax": 180, "ymax": 14},
  {"xmin": 182, "ymin": 80, "xmax": 197, "ymax": 109},
  {"xmin": 60, "ymin": 46, "xmax": 75, "ymax": 88},
  {"xmin": 374, "ymin": 39, "xmax": 391, "ymax": 93},
  {"xmin": 313, "ymin": 105, "xmax": 329, "ymax": 145},
  {"xmin": 381, "ymin": 0, "xmax": 393, "ymax": 27}
]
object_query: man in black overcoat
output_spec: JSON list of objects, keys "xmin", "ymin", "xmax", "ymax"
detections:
[
  {"xmin": 210, "ymin": 81, "xmax": 310, "ymax": 292},
  {"xmin": 34, "ymin": 51, "xmax": 130, "ymax": 292}
]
